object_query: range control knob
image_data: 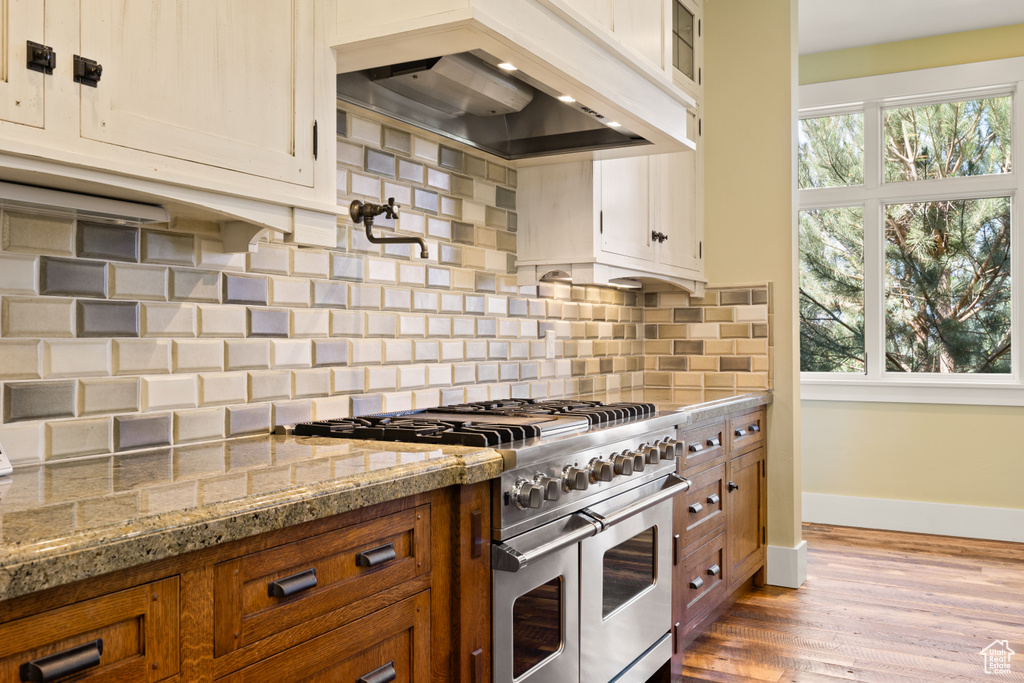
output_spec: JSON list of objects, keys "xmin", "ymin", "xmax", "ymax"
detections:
[
  {"xmin": 659, "ymin": 438, "xmax": 682, "ymax": 460},
  {"xmin": 629, "ymin": 450, "xmax": 646, "ymax": 473},
  {"xmin": 537, "ymin": 476, "xmax": 561, "ymax": 502},
  {"xmin": 563, "ymin": 466, "xmax": 590, "ymax": 491},
  {"xmin": 589, "ymin": 458, "xmax": 614, "ymax": 483},
  {"xmin": 612, "ymin": 453, "xmax": 634, "ymax": 476},
  {"xmin": 643, "ymin": 444, "xmax": 660, "ymax": 465},
  {"xmin": 512, "ymin": 479, "xmax": 544, "ymax": 510}
]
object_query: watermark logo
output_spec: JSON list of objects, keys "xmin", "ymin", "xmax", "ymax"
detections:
[{"xmin": 981, "ymin": 640, "xmax": 1015, "ymax": 675}]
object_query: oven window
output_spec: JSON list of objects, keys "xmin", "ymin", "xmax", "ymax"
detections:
[
  {"xmin": 512, "ymin": 577, "xmax": 563, "ymax": 678},
  {"xmin": 602, "ymin": 527, "xmax": 656, "ymax": 617}
]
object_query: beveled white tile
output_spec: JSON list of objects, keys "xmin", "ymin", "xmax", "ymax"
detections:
[
  {"xmin": 312, "ymin": 395, "xmax": 350, "ymax": 420},
  {"xmin": 142, "ymin": 375, "xmax": 197, "ymax": 411},
  {"xmin": 399, "ymin": 263, "xmax": 426, "ymax": 287},
  {"xmin": 0, "ymin": 340, "xmax": 40, "ymax": 379},
  {"xmin": 427, "ymin": 363, "xmax": 452, "ymax": 387},
  {"xmin": 172, "ymin": 340, "xmax": 224, "ymax": 373},
  {"xmin": 79, "ymin": 377, "xmax": 140, "ymax": 416},
  {"xmin": 272, "ymin": 339, "xmax": 313, "ymax": 368},
  {"xmin": 398, "ymin": 364, "xmax": 426, "ymax": 389},
  {"xmin": 413, "ymin": 388, "xmax": 440, "ymax": 409},
  {"xmin": 330, "ymin": 310, "xmax": 363, "ymax": 337},
  {"xmin": 350, "ymin": 339, "xmax": 382, "ymax": 365},
  {"xmin": 291, "ymin": 250, "xmax": 330, "ymax": 279},
  {"xmin": 269, "ymin": 276, "xmax": 311, "ymax": 307},
  {"xmin": 292, "ymin": 368, "xmax": 331, "ymax": 398},
  {"xmin": 0, "ymin": 422, "xmax": 43, "ymax": 465},
  {"xmin": 226, "ymin": 340, "xmax": 270, "ymax": 371},
  {"xmin": 0, "ymin": 253, "xmax": 38, "ymax": 294},
  {"xmin": 248, "ymin": 371, "xmax": 291, "ymax": 401},
  {"xmin": 110, "ymin": 264, "xmax": 167, "ymax": 301},
  {"xmin": 198, "ymin": 305, "xmax": 247, "ymax": 337},
  {"xmin": 366, "ymin": 365, "xmax": 397, "ymax": 392},
  {"xmin": 291, "ymin": 309, "xmax": 330, "ymax": 338},
  {"xmin": 246, "ymin": 243, "xmax": 290, "ymax": 275},
  {"xmin": 141, "ymin": 302, "xmax": 196, "ymax": 337},
  {"xmin": 412, "ymin": 290, "xmax": 438, "ymax": 312},
  {"xmin": 383, "ymin": 339, "xmax": 413, "ymax": 363},
  {"xmin": 197, "ymin": 238, "xmax": 245, "ymax": 271},
  {"xmin": 44, "ymin": 340, "xmax": 109, "ymax": 378},
  {"xmin": 440, "ymin": 340, "xmax": 463, "ymax": 361},
  {"xmin": 115, "ymin": 340, "xmax": 171, "ymax": 375},
  {"xmin": 2, "ymin": 297, "xmax": 74, "ymax": 337},
  {"xmin": 199, "ymin": 372, "xmax": 248, "ymax": 406},
  {"xmin": 398, "ymin": 314, "xmax": 425, "ymax": 337},
  {"xmin": 349, "ymin": 116, "xmax": 381, "ymax": 144},
  {"xmin": 382, "ymin": 392, "xmax": 413, "ymax": 412},
  {"xmin": 46, "ymin": 417, "xmax": 112, "ymax": 460}
]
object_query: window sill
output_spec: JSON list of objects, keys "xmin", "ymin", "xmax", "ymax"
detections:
[{"xmin": 801, "ymin": 377, "xmax": 1024, "ymax": 406}]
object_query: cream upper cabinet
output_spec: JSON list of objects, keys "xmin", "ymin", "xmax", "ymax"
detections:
[
  {"xmin": 654, "ymin": 147, "xmax": 702, "ymax": 275},
  {"xmin": 669, "ymin": 0, "xmax": 702, "ymax": 98},
  {"xmin": 79, "ymin": 0, "xmax": 316, "ymax": 186},
  {"xmin": 600, "ymin": 156, "xmax": 653, "ymax": 262},
  {"xmin": 562, "ymin": 0, "xmax": 613, "ymax": 28},
  {"xmin": 0, "ymin": 0, "xmax": 46, "ymax": 128},
  {"xmin": 612, "ymin": 0, "xmax": 665, "ymax": 69}
]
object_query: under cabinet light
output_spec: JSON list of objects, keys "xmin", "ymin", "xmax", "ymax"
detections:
[
  {"xmin": 0, "ymin": 181, "xmax": 168, "ymax": 224},
  {"xmin": 558, "ymin": 95, "xmax": 576, "ymax": 103},
  {"xmin": 605, "ymin": 121, "xmax": 622, "ymax": 128},
  {"xmin": 497, "ymin": 62, "xmax": 518, "ymax": 71}
]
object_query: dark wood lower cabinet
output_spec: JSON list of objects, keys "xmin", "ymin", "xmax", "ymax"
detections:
[
  {"xmin": 0, "ymin": 482, "xmax": 492, "ymax": 683},
  {"xmin": 671, "ymin": 408, "xmax": 767, "ymax": 676}
]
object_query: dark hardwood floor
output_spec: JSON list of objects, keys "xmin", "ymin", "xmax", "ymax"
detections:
[{"xmin": 679, "ymin": 523, "xmax": 1024, "ymax": 682}]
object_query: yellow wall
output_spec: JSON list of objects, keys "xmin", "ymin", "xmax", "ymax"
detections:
[
  {"xmin": 800, "ymin": 22, "xmax": 1024, "ymax": 84},
  {"xmin": 705, "ymin": 0, "xmax": 801, "ymax": 548},
  {"xmin": 803, "ymin": 402, "xmax": 1024, "ymax": 509},
  {"xmin": 800, "ymin": 27, "xmax": 1024, "ymax": 512}
]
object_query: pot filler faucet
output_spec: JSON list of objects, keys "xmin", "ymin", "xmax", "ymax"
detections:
[{"xmin": 349, "ymin": 198, "xmax": 429, "ymax": 259}]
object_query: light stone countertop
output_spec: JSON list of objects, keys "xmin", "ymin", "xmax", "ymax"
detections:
[{"xmin": 0, "ymin": 390, "xmax": 770, "ymax": 603}]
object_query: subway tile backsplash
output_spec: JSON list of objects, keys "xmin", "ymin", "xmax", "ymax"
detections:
[{"xmin": 0, "ymin": 108, "xmax": 770, "ymax": 466}]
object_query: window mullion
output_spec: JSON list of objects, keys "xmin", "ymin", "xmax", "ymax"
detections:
[{"xmin": 863, "ymin": 103, "xmax": 884, "ymax": 378}]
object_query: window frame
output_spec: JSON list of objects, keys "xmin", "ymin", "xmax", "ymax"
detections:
[{"xmin": 799, "ymin": 57, "xmax": 1024, "ymax": 406}]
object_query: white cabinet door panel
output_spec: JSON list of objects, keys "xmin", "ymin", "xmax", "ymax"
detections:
[
  {"xmin": 0, "ymin": 0, "xmax": 45, "ymax": 128},
  {"xmin": 600, "ymin": 156, "xmax": 653, "ymax": 263},
  {"xmin": 612, "ymin": 0, "xmax": 663, "ymax": 69},
  {"xmin": 79, "ymin": 0, "xmax": 314, "ymax": 186},
  {"xmin": 655, "ymin": 151, "xmax": 701, "ymax": 273}
]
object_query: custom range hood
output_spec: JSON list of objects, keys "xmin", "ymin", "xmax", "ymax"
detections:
[{"xmin": 331, "ymin": 0, "xmax": 696, "ymax": 163}]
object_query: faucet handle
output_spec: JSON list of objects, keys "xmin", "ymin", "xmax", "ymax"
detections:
[{"xmin": 382, "ymin": 197, "xmax": 399, "ymax": 219}]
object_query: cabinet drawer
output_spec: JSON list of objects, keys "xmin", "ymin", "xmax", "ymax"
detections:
[
  {"xmin": 729, "ymin": 410, "xmax": 764, "ymax": 453},
  {"xmin": 0, "ymin": 577, "xmax": 179, "ymax": 682},
  {"xmin": 675, "ymin": 463, "xmax": 726, "ymax": 550},
  {"xmin": 680, "ymin": 533, "xmax": 725, "ymax": 631},
  {"xmin": 679, "ymin": 421, "xmax": 726, "ymax": 470},
  {"xmin": 215, "ymin": 504, "xmax": 431, "ymax": 656},
  {"xmin": 218, "ymin": 590, "xmax": 431, "ymax": 683}
]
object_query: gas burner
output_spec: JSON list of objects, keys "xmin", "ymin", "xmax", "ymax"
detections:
[
  {"xmin": 433, "ymin": 399, "xmax": 657, "ymax": 425},
  {"xmin": 293, "ymin": 416, "xmax": 542, "ymax": 447}
]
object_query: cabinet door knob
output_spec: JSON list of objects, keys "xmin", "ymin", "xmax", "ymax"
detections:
[
  {"xmin": 358, "ymin": 661, "xmax": 397, "ymax": 683},
  {"xmin": 26, "ymin": 41, "xmax": 56, "ymax": 75},
  {"xmin": 20, "ymin": 639, "xmax": 103, "ymax": 682},
  {"xmin": 689, "ymin": 576, "xmax": 704, "ymax": 590},
  {"xmin": 267, "ymin": 568, "xmax": 318, "ymax": 598},
  {"xmin": 688, "ymin": 501, "xmax": 703, "ymax": 514},
  {"xmin": 728, "ymin": 481, "xmax": 739, "ymax": 492},
  {"xmin": 356, "ymin": 543, "xmax": 397, "ymax": 567},
  {"xmin": 707, "ymin": 564, "xmax": 721, "ymax": 577},
  {"xmin": 706, "ymin": 493, "xmax": 720, "ymax": 505}
]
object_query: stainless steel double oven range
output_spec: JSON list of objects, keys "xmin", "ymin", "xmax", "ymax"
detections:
[{"xmin": 294, "ymin": 399, "xmax": 690, "ymax": 683}]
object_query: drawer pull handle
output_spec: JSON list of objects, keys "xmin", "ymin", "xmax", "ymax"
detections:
[
  {"xmin": 356, "ymin": 543, "xmax": 397, "ymax": 568},
  {"xmin": 707, "ymin": 493, "xmax": 720, "ymax": 505},
  {"xmin": 706, "ymin": 437, "xmax": 720, "ymax": 447},
  {"xmin": 268, "ymin": 568, "xmax": 318, "ymax": 598},
  {"xmin": 358, "ymin": 661, "xmax": 397, "ymax": 683},
  {"xmin": 734, "ymin": 428, "xmax": 747, "ymax": 437},
  {"xmin": 20, "ymin": 639, "xmax": 103, "ymax": 683},
  {"xmin": 689, "ymin": 576, "xmax": 704, "ymax": 590},
  {"xmin": 728, "ymin": 481, "xmax": 739, "ymax": 492},
  {"xmin": 688, "ymin": 442, "xmax": 703, "ymax": 452},
  {"xmin": 688, "ymin": 501, "xmax": 703, "ymax": 514},
  {"xmin": 708, "ymin": 563, "xmax": 721, "ymax": 576},
  {"xmin": 749, "ymin": 424, "xmax": 760, "ymax": 432}
]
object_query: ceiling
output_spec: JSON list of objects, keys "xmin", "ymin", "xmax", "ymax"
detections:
[{"xmin": 799, "ymin": 0, "xmax": 1024, "ymax": 55}]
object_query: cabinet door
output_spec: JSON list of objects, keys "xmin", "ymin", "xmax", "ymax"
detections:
[
  {"xmin": 654, "ymin": 145, "xmax": 702, "ymax": 275},
  {"xmin": 669, "ymin": 0, "xmax": 702, "ymax": 95},
  {"xmin": 219, "ymin": 591, "xmax": 430, "ymax": 683},
  {"xmin": 563, "ymin": 0, "xmax": 613, "ymax": 29},
  {"xmin": 79, "ymin": 0, "xmax": 315, "ymax": 186},
  {"xmin": 0, "ymin": 0, "xmax": 45, "ymax": 127},
  {"xmin": 600, "ymin": 156, "xmax": 654, "ymax": 262},
  {"xmin": 725, "ymin": 447, "xmax": 766, "ymax": 588},
  {"xmin": 612, "ymin": 0, "xmax": 664, "ymax": 68}
]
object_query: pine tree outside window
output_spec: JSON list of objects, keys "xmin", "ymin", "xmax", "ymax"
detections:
[{"xmin": 799, "ymin": 58, "xmax": 1024, "ymax": 405}]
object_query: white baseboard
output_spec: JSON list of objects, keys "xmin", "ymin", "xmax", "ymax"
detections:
[
  {"xmin": 766, "ymin": 541, "xmax": 807, "ymax": 588},
  {"xmin": 803, "ymin": 493, "xmax": 1024, "ymax": 543}
]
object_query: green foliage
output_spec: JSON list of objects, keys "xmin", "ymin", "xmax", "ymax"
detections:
[
  {"xmin": 799, "ymin": 98, "xmax": 1013, "ymax": 374},
  {"xmin": 799, "ymin": 208, "xmax": 865, "ymax": 372},
  {"xmin": 884, "ymin": 98, "xmax": 1011, "ymax": 182},
  {"xmin": 798, "ymin": 114, "xmax": 864, "ymax": 189}
]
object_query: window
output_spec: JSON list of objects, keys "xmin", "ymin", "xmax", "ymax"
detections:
[{"xmin": 799, "ymin": 58, "xmax": 1024, "ymax": 405}]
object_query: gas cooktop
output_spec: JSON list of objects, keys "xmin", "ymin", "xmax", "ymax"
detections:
[{"xmin": 292, "ymin": 399, "xmax": 658, "ymax": 448}]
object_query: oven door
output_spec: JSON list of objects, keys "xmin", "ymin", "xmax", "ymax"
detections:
[
  {"xmin": 492, "ymin": 514, "xmax": 598, "ymax": 683},
  {"xmin": 579, "ymin": 474, "xmax": 688, "ymax": 683}
]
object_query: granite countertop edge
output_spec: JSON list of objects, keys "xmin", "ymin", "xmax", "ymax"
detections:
[{"xmin": 0, "ymin": 447, "xmax": 503, "ymax": 603}]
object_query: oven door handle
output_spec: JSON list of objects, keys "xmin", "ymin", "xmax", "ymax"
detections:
[
  {"xmin": 491, "ymin": 517, "xmax": 600, "ymax": 572},
  {"xmin": 582, "ymin": 474, "xmax": 691, "ymax": 531}
]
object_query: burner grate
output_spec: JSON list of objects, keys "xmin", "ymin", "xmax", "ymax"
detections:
[{"xmin": 293, "ymin": 416, "xmax": 542, "ymax": 447}]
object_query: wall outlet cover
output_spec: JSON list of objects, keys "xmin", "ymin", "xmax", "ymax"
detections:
[{"xmin": 0, "ymin": 441, "xmax": 11, "ymax": 477}]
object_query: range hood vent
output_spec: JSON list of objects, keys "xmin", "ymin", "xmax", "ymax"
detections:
[
  {"xmin": 339, "ymin": 51, "xmax": 650, "ymax": 161},
  {"xmin": 368, "ymin": 54, "xmax": 534, "ymax": 117},
  {"xmin": 0, "ymin": 181, "xmax": 168, "ymax": 225}
]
